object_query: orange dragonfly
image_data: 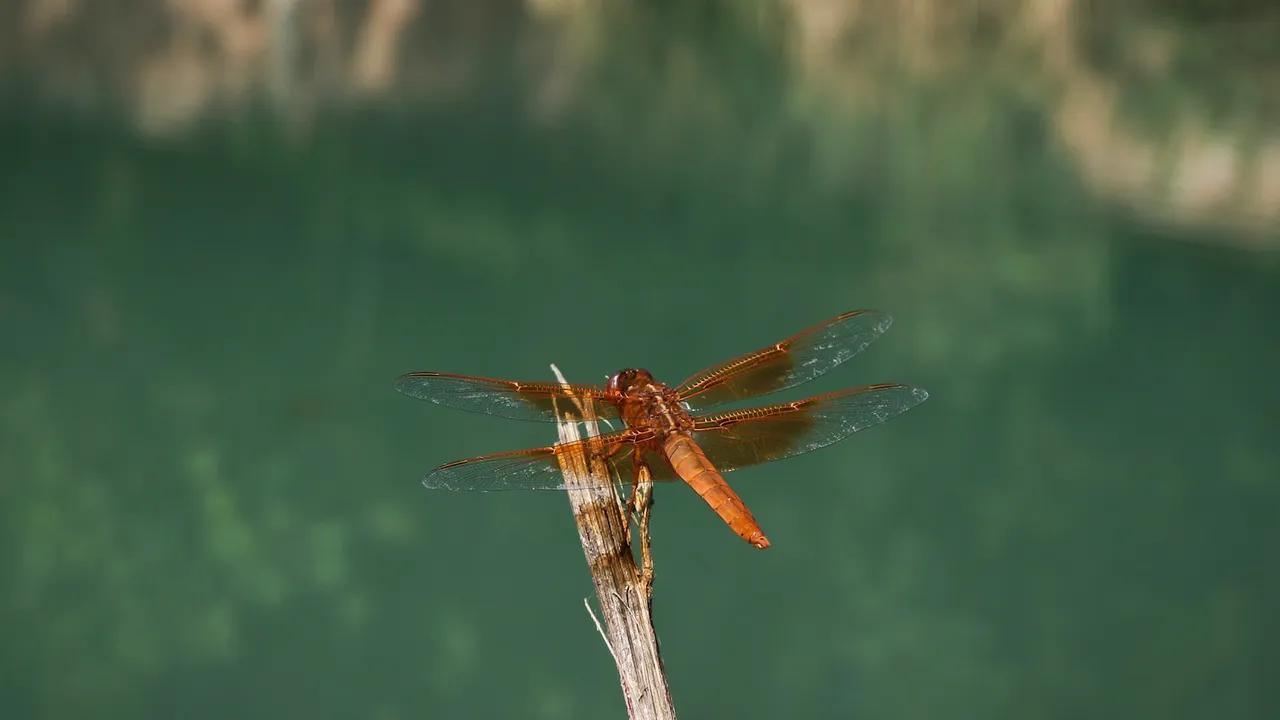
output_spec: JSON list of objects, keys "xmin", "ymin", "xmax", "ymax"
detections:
[{"xmin": 395, "ymin": 310, "xmax": 928, "ymax": 549}]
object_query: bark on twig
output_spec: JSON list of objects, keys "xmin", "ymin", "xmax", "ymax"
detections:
[{"xmin": 551, "ymin": 364, "xmax": 676, "ymax": 720}]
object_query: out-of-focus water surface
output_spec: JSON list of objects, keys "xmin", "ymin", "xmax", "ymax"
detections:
[{"xmin": 2, "ymin": 1, "xmax": 1278, "ymax": 718}]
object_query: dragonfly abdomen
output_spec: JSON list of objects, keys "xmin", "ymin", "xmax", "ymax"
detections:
[{"xmin": 662, "ymin": 433, "xmax": 770, "ymax": 549}]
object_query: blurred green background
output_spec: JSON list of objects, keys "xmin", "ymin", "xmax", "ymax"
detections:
[{"xmin": 2, "ymin": 1, "xmax": 1278, "ymax": 718}]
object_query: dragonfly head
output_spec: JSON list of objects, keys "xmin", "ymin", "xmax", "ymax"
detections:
[{"xmin": 605, "ymin": 368, "xmax": 655, "ymax": 397}]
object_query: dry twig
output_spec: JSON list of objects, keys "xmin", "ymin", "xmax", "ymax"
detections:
[{"xmin": 551, "ymin": 364, "xmax": 675, "ymax": 719}]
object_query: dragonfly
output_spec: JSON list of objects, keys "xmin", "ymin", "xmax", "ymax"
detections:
[{"xmin": 395, "ymin": 310, "xmax": 928, "ymax": 549}]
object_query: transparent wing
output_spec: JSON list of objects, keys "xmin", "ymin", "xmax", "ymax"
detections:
[
  {"xmin": 395, "ymin": 372, "xmax": 619, "ymax": 423},
  {"xmin": 675, "ymin": 310, "xmax": 894, "ymax": 413},
  {"xmin": 689, "ymin": 384, "xmax": 929, "ymax": 473},
  {"xmin": 422, "ymin": 429, "xmax": 677, "ymax": 491}
]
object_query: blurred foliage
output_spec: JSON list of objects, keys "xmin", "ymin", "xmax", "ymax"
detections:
[{"xmin": 1, "ymin": 1, "xmax": 1279, "ymax": 719}]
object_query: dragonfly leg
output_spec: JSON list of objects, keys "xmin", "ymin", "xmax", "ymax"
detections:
[{"xmin": 634, "ymin": 462, "xmax": 655, "ymax": 590}]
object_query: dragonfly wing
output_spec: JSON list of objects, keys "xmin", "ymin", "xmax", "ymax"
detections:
[
  {"xmin": 423, "ymin": 429, "xmax": 673, "ymax": 490},
  {"xmin": 676, "ymin": 310, "xmax": 894, "ymax": 412},
  {"xmin": 396, "ymin": 372, "xmax": 619, "ymax": 422},
  {"xmin": 689, "ymin": 384, "xmax": 929, "ymax": 473}
]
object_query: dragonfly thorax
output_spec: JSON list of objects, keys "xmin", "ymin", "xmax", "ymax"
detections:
[{"xmin": 606, "ymin": 368, "xmax": 692, "ymax": 433}]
